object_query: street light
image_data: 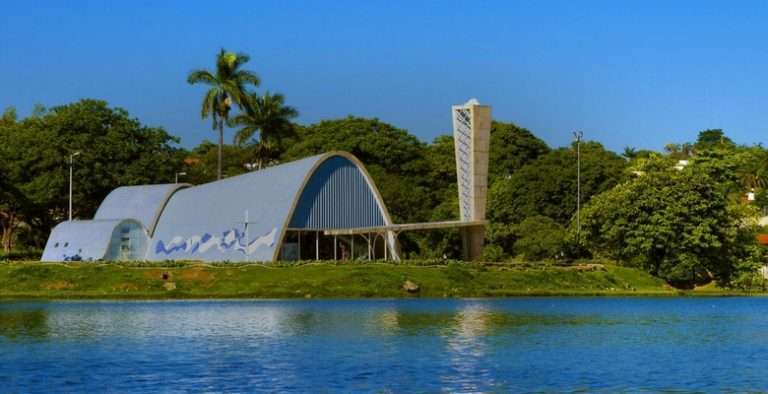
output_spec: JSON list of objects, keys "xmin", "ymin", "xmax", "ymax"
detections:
[
  {"xmin": 68, "ymin": 151, "xmax": 80, "ymax": 221},
  {"xmin": 175, "ymin": 172, "xmax": 187, "ymax": 184},
  {"xmin": 573, "ymin": 131, "xmax": 583, "ymax": 247}
]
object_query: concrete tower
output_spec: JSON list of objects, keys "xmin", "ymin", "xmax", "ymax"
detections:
[{"xmin": 452, "ymin": 99, "xmax": 491, "ymax": 261}]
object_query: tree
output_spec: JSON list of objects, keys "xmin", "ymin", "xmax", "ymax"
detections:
[
  {"xmin": 232, "ymin": 92, "xmax": 298, "ymax": 146},
  {"xmin": 187, "ymin": 49, "xmax": 260, "ymax": 180},
  {"xmin": 489, "ymin": 121, "xmax": 549, "ymax": 180},
  {"xmin": 488, "ymin": 141, "xmax": 627, "ymax": 226},
  {"xmin": 182, "ymin": 140, "xmax": 253, "ymax": 184},
  {"xmin": 0, "ymin": 135, "xmax": 28, "ymax": 253},
  {"xmin": 622, "ymin": 146, "xmax": 638, "ymax": 160},
  {"xmin": 0, "ymin": 99, "xmax": 182, "ymax": 250},
  {"xmin": 577, "ymin": 159, "xmax": 755, "ymax": 285},
  {"xmin": 425, "ymin": 135, "xmax": 457, "ymax": 194},
  {"xmin": 512, "ymin": 216, "xmax": 565, "ymax": 261},
  {"xmin": 1, "ymin": 107, "xmax": 17, "ymax": 125},
  {"xmin": 695, "ymin": 129, "xmax": 734, "ymax": 151},
  {"xmin": 231, "ymin": 92, "xmax": 298, "ymax": 170}
]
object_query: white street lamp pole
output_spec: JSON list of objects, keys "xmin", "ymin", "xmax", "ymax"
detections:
[
  {"xmin": 175, "ymin": 171, "xmax": 187, "ymax": 184},
  {"xmin": 573, "ymin": 131, "xmax": 583, "ymax": 247},
  {"xmin": 68, "ymin": 151, "xmax": 80, "ymax": 221}
]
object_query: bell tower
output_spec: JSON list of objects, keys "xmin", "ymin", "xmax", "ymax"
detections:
[{"xmin": 452, "ymin": 99, "xmax": 491, "ymax": 260}]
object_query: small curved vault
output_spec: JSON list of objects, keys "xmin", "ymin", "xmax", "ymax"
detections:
[
  {"xmin": 41, "ymin": 219, "xmax": 147, "ymax": 261},
  {"xmin": 41, "ymin": 152, "xmax": 397, "ymax": 262}
]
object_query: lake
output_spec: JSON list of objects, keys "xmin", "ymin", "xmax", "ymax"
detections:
[{"xmin": 0, "ymin": 297, "xmax": 766, "ymax": 392}]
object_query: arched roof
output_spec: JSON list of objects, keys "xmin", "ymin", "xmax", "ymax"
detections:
[
  {"xmin": 95, "ymin": 184, "xmax": 188, "ymax": 235},
  {"xmin": 41, "ymin": 219, "xmax": 144, "ymax": 262},
  {"xmin": 146, "ymin": 152, "xmax": 393, "ymax": 262},
  {"xmin": 289, "ymin": 155, "xmax": 387, "ymax": 229}
]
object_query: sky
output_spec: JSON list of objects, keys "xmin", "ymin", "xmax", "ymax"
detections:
[{"xmin": 1, "ymin": 0, "xmax": 768, "ymax": 153}]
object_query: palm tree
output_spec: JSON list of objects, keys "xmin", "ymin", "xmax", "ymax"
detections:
[
  {"xmin": 231, "ymin": 92, "xmax": 298, "ymax": 170},
  {"xmin": 187, "ymin": 49, "xmax": 260, "ymax": 180},
  {"xmin": 622, "ymin": 146, "xmax": 637, "ymax": 160},
  {"xmin": 251, "ymin": 140, "xmax": 277, "ymax": 170},
  {"xmin": 232, "ymin": 91, "xmax": 298, "ymax": 146}
]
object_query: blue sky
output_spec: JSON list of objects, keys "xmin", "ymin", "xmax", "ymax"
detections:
[{"xmin": 1, "ymin": 0, "xmax": 767, "ymax": 152}]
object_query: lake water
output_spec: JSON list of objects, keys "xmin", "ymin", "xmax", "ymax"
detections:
[{"xmin": 1, "ymin": 297, "xmax": 767, "ymax": 393}]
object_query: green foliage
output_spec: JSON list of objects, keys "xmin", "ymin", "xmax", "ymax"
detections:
[
  {"xmin": 182, "ymin": 141, "xmax": 253, "ymax": 184},
  {"xmin": 481, "ymin": 243, "xmax": 505, "ymax": 262},
  {"xmin": 577, "ymin": 160, "xmax": 755, "ymax": 285},
  {"xmin": 229, "ymin": 91, "xmax": 298, "ymax": 171},
  {"xmin": 489, "ymin": 121, "xmax": 549, "ymax": 180},
  {"xmin": 729, "ymin": 244, "xmax": 768, "ymax": 291},
  {"xmin": 187, "ymin": 48, "xmax": 260, "ymax": 128},
  {"xmin": 232, "ymin": 91, "xmax": 298, "ymax": 146},
  {"xmin": 1, "ymin": 107, "xmax": 17, "ymax": 125},
  {"xmin": 187, "ymin": 48, "xmax": 260, "ymax": 179},
  {"xmin": 425, "ymin": 135, "xmax": 458, "ymax": 198},
  {"xmin": 0, "ymin": 249, "xmax": 42, "ymax": 262},
  {"xmin": 690, "ymin": 148, "xmax": 739, "ymax": 189},
  {"xmin": 695, "ymin": 129, "xmax": 734, "ymax": 151},
  {"xmin": 488, "ymin": 141, "xmax": 627, "ymax": 226},
  {"xmin": 512, "ymin": 216, "xmax": 565, "ymax": 261},
  {"xmin": 0, "ymin": 99, "xmax": 181, "ymax": 250}
]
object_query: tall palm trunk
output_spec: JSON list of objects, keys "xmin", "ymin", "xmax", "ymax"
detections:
[{"xmin": 218, "ymin": 118, "xmax": 224, "ymax": 180}]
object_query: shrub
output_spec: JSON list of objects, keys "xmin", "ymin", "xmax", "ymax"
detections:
[
  {"xmin": 481, "ymin": 243, "xmax": 505, "ymax": 262},
  {"xmin": 512, "ymin": 216, "xmax": 565, "ymax": 261}
]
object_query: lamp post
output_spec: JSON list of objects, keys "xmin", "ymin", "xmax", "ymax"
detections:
[
  {"xmin": 573, "ymin": 131, "xmax": 583, "ymax": 247},
  {"xmin": 68, "ymin": 151, "xmax": 81, "ymax": 221},
  {"xmin": 175, "ymin": 171, "xmax": 187, "ymax": 184}
]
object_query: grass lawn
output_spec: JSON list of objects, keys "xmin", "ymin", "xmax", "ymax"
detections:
[{"xmin": 0, "ymin": 260, "xmax": 746, "ymax": 299}]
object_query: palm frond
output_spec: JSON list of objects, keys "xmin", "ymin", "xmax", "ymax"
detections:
[
  {"xmin": 187, "ymin": 70, "xmax": 217, "ymax": 85},
  {"xmin": 234, "ymin": 52, "xmax": 251, "ymax": 68},
  {"xmin": 201, "ymin": 88, "xmax": 219, "ymax": 121},
  {"xmin": 234, "ymin": 70, "xmax": 260, "ymax": 87},
  {"xmin": 234, "ymin": 125, "xmax": 260, "ymax": 145}
]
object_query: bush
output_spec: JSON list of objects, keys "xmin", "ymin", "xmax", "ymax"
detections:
[
  {"xmin": 0, "ymin": 249, "xmax": 42, "ymax": 261},
  {"xmin": 512, "ymin": 216, "xmax": 565, "ymax": 261},
  {"xmin": 481, "ymin": 243, "xmax": 505, "ymax": 262}
]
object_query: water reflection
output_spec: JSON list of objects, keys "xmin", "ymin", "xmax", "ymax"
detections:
[
  {"xmin": 2, "ymin": 298, "xmax": 768, "ymax": 392},
  {"xmin": 0, "ymin": 307, "xmax": 49, "ymax": 340},
  {"xmin": 372, "ymin": 304, "xmax": 605, "ymax": 336},
  {"xmin": 442, "ymin": 303, "xmax": 495, "ymax": 392}
]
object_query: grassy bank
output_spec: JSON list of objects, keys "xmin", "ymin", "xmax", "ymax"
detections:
[{"xmin": 0, "ymin": 260, "xmax": 714, "ymax": 299}]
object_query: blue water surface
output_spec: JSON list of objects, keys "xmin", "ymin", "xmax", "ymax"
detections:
[{"xmin": 0, "ymin": 297, "xmax": 766, "ymax": 393}]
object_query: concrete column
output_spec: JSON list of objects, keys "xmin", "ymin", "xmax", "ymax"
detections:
[
  {"xmin": 461, "ymin": 226, "xmax": 485, "ymax": 261},
  {"xmin": 453, "ymin": 99, "xmax": 491, "ymax": 261}
]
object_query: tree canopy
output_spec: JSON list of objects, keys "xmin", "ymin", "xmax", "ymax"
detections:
[
  {"xmin": 0, "ymin": 100, "xmax": 181, "ymax": 251},
  {"xmin": 488, "ymin": 141, "xmax": 627, "ymax": 226},
  {"xmin": 578, "ymin": 159, "xmax": 756, "ymax": 284}
]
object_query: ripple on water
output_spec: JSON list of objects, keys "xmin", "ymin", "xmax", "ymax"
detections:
[{"xmin": 0, "ymin": 298, "xmax": 767, "ymax": 392}]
